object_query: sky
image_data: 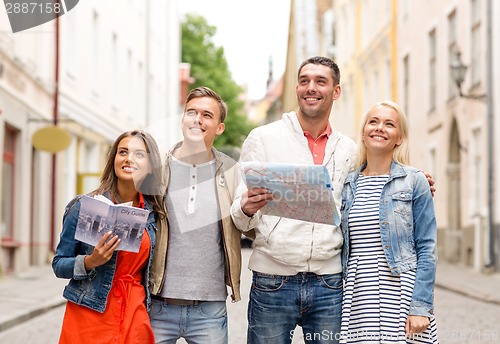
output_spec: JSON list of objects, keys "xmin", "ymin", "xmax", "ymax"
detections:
[{"xmin": 178, "ymin": 0, "xmax": 291, "ymax": 100}]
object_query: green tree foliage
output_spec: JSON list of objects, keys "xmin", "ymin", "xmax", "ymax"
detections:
[{"xmin": 181, "ymin": 14, "xmax": 254, "ymax": 149}]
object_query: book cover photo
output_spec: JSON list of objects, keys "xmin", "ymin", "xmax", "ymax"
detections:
[{"xmin": 75, "ymin": 195, "xmax": 150, "ymax": 253}]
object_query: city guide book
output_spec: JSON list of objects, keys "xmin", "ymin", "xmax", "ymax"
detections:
[
  {"xmin": 241, "ymin": 162, "xmax": 340, "ymax": 226},
  {"xmin": 75, "ymin": 195, "xmax": 150, "ymax": 253}
]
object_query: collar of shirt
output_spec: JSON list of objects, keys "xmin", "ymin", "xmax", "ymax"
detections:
[
  {"xmin": 303, "ymin": 122, "xmax": 332, "ymax": 165},
  {"xmin": 138, "ymin": 192, "xmax": 145, "ymax": 209}
]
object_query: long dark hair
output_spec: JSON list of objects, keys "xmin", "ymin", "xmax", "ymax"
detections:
[{"xmin": 91, "ymin": 130, "xmax": 166, "ymax": 219}]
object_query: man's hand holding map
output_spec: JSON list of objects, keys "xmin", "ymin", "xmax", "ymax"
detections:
[{"xmin": 241, "ymin": 162, "xmax": 340, "ymax": 225}]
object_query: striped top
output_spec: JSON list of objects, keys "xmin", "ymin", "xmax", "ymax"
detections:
[
  {"xmin": 341, "ymin": 174, "xmax": 440, "ymax": 343},
  {"xmin": 348, "ymin": 175, "xmax": 388, "ymax": 256}
]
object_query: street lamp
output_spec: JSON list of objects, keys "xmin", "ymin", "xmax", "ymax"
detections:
[{"xmin": 449, "ymin": 48, "xmax": 486, "ymax": 101}]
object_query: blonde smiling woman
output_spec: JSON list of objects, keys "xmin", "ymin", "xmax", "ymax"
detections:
[{"xmin": 340, "ymin": 101, "xmax": 439, "ymax": 343}]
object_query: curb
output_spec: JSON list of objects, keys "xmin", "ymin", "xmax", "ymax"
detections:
[
  {"xmin": 434, "ymin": 281, "xmax": 500, "ymax": 306},
  {"xmin": 0, "ymin": 298, "xmax": 65, "ymax": 333}
]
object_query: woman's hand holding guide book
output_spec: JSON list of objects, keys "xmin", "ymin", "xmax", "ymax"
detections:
[{"xmin": 83, "ymin": 231, "xmax": 121, "ymax": 271}]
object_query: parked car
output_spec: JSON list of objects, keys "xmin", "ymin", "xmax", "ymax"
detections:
[{"xmin": 241, "ymin": 234, "xmax": 253, "ymax": 248}]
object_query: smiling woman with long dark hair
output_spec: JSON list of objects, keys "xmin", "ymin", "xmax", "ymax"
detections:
[{"xmin": 52, "ymin": 130, "xmax": 165, "ymax": 344}]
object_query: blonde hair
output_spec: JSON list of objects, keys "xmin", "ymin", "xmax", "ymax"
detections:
[{"xmin": 355, "ymin": 100, "xmax": 410, "ymax": 169}]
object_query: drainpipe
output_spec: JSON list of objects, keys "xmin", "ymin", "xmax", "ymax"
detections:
[
  {"xmin": 485, "ymin": 0, "xmax": 495, "ymax": 270},
  {"xmin": 50, "ymin": 14, "xmax": 60, "ymax": 251},
  {"xmin": 145, "ymin": 0, "xmax": 150, "ymax": 125}
]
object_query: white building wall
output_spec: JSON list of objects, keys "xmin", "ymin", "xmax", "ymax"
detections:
[
  {"xmin": 332, "ymin": 0, "xmax": 498, "ymax": 270},
  {"xmin": 145, "ymin": 0, "xmax": 180, "ymax": 156},
  {"xmin": 0, "ymin": 9, "xmax": 55, "ymax": 273},
  {"xmin": 398, "ymin": 0, "xmax": 498, "ymax": 270},
  {"xmin": 58, "ymin": 1, "xmax": 148, "ymax": 139},
  {"xmin": 332, "ymin": 0, "xmax": 357, "ymax": 139},
  {"xmin": 0, "ymin": 0, "xmax": 180, "ymax": 274},
  {"xmin": 56, "ymin": 0, "xmax": 180, "ymax": 235}
]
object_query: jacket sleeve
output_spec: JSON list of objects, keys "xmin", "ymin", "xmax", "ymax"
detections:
[
  {"xmin": 230, "ymin": 129, "xmax": 263, "ymax": 232},
  {"xmin": 409, "ymin": 171, "xmax": 438, "ymax": 317},
  {"xmin": 52, "ymin": 196, "xmax": 96, "ymax": 280}
]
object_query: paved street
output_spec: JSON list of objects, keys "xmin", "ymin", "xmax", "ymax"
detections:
[
  {"xmin": 434, "ymin": 288, "xmax": 500, "ymax": 344},
  {"xmin": 0, "ymin": 248, "xmax": 499, "ymax": 343}
]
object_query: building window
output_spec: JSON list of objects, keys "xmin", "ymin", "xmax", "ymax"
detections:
[
  {"xmin": 361, "ymin": 0, "xmax": 369, "ymax": 48},
  {"xmin": 471, "ymin": 0, "xmax": 481, "ymax": 86},
  {"xmin": 92, "ymin": 11, "xmax": 100, "ymax": 96},
  {"xmin": 64, "ymin": 10, "xmax": 77, "ymax": 78},
  {"xmin": 77, "ymin": 141, "xmax": 100, "ymax": 194},
  {"xmin": 448, "ymin": 10, "xmax": 457, "ymax": 99},
  {"xmin": 401, "ymin": 0, "xmax": 410, "ymax": 20},
  {"xmin": 471, "ymin": 128, "xmax": 482, "ymax": 215},
  {"xmin": 384, "ymin": 0, "xmax": 391, "ymax": 24},
  {"xmin": 127, "ymin": 49, "xmax": 133, "ymax": 118},
  {"xmin": 385, "ymin": 59, "xmax": 391, "ymax": 101},
  {"xmin": 428, "ymin": 29, "xmax": 437, "ymax": 112},
  {"xmin": 403, "ymin": 54, "xmax": 410, "ymax": 118},
  {"xmin": 136, "ymin": 61, "xmax": 143, "ymax": 121},
  {"xmin": 111, "ymin": 33, "xmax": 118, "ymax": 105},
  {"xmin": 1, "ymin": 125, "xmax": 18, "ymax": 272},
  {"xmin": 429, "ymin": 148, "xmax": 436, "ymax": 183},
  {"xmin": 348, "ymin": 74, "xmax": 354, "ymax": 135},
  {"xmin": 363, "ymin": 78, "xmax": 370, "ymax": 113}
]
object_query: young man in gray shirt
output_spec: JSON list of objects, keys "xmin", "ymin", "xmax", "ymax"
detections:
[{"xmin": 149, "ymin": 87, "xmax": 244, "ymax": 344}]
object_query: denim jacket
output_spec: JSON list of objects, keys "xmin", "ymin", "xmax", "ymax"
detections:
[
  {"xmin": 52, "ymin": 193, "xmax": 157, "ymax": 313},
  {"xmin": 341, "ymin": 161, "xmax": 437, "ymax": 317}
]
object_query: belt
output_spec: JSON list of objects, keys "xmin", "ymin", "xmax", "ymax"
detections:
[{"xmin": 151, "ymin": 294, "xmax": 200, "ymax": 306}]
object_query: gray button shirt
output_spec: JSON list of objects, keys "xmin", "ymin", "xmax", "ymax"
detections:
[{"xmin": 161, "ymin": 157, "xmax": 226, "ymax": 301}]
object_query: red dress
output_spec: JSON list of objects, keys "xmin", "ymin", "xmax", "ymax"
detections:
[{"xmin": 59, "ymin": 204, "xmax": 154, "ymax": 343}]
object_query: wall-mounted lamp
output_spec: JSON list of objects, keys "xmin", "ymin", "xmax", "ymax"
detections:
[{"xmin": 449, "ymin": 48, "xmax": 487, "ymax": 102}]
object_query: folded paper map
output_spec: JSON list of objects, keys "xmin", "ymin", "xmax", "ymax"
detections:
[{"xmin": 241, "ymin": 162, "xmax": 340, "ymax": 225}]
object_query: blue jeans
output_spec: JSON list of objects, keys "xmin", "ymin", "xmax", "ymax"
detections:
[
  {"xmin": 247, "ymin": 272, "xmax": 343, "ymax": 344},
  {"xmin": 150, "ymin": 299, "xmax": 228, "ymax": 344}
]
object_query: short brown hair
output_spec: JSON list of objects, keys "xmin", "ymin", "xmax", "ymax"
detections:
[
  {"xmin": 298, "ymin": 56, "xmax": 341, "ymax": 85},
  {"xmin": 185, "ymin": 86, "xmax": 228, "ymax": 123}
]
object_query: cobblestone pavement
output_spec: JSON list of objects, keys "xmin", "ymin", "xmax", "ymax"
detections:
[
  {"xmin": 0, "ymin": 306, "xmax": 64, "ymax": 343},
  {"xmin": 0, "ymin": 248, "xmax": 499, "ymax": 343},
  {"xmin": 434, "ymin": 288, "xmax": 500, "ymax": 344}
]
